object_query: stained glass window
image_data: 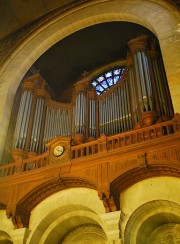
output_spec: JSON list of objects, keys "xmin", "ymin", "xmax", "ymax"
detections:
[{"xmin": 91, "ymin": 67, "xmax": 125, "ymax": 95}]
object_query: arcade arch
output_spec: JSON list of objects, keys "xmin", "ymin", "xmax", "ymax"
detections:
[{"xmin": 0, "ymin": 0, "xmax": 179, "ymax": 160}]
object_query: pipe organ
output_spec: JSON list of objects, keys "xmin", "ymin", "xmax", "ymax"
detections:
[{"xmin": 11, "ymin": 35, "xmax": 173, "ymax": 160}]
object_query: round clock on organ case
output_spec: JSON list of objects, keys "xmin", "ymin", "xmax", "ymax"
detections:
[{"xmin": 53, "ymin": 145, "xmax": 64, "ymax": 157}]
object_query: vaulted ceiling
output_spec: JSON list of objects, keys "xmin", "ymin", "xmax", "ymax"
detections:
[{"xmin": 1, "ymin": 0, "xmax": 179, "ymax": 101}]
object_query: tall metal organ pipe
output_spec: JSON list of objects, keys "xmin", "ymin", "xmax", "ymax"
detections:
[
  {"xmin": 13, "ymin": 84, "xmax": 34, "ymax": 151},
  {"xmin": 149, "ymin": 44, "xmax": 174, "ymax": 119}
]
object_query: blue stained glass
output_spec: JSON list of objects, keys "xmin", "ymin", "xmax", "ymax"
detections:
[
  {"xmin": 100, "ymin": 81, "xmax": 108, "ymax": 88},
  {"xmin": 91, "ymin": 66, "xmax": 125, "ymax": 95},
  {"xmin": 114, "ymin": 69, "xmax": 121, "ymax": 75},
  {"xmin": 92, "ymin": 81, "xmax": 97, "ymax": 86},
  {"xmin": 96, "ymin": 85, "xmax": 104, "ymax": 92},
  {"xmin": 105, "ymin": 71, "xmax": 112, "ymax": 78},
  {"xmin": 97, "ymin": 76, "xmax": 104, "ymax": 82},
  {"xmin": 114, "ymin": 76, "xmax": 120, "ymax": 84},
  {"xmin": 107, "ymin": 78, "xmax": 113, "ymax": 86}
]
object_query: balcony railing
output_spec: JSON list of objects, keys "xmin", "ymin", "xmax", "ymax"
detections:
[{"xmin": 0, "ymin": 115, "xmax": 180, "ymax": 178}]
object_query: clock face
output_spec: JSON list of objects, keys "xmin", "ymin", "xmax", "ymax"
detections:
[{"xmin": 53, "ymin": 145, "xmax": 64, "ymax": 157}]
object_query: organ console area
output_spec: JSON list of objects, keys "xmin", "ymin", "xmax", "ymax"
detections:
[{"xmin": 11, "ymin": 35, "xmax": 174, "ymax": 161}]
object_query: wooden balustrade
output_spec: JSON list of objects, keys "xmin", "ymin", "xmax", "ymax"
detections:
[
  {"xmin": 107, "ymin": 117, "xmax": 179, "ymax": 150},
  {"xmin": 0, "ymin": 153, "xmax": 49, "ymax": 177},
  {"xmin": 71, "ymin": 136, "xmax": 106, "ymax": 159},
  {"xmin": 0, "ymin": 116, "xmax": 179, "ymax": 178}
]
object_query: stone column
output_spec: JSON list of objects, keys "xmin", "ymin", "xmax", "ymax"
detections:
[
  {"xmin": 10, "ymin": 228, "xmax": 30, "ymax": 244},
  {"xmin": 100, "ymin": 211, "xmax": 122, "ymax": 244}
]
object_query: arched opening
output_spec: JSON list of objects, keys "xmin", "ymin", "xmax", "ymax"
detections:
[
  {"xmin": 124, "ymin": 200, "xmax": 180, "ymax": 244},
  {"xmin": 26, "ymin": 188, "xmax": 106, "ymax": 244},
  {"xmin": 0, "ymin": 231, "xmax": 13, "ymax": 244},
  {"xmin": 3, "ymin": 22, "xmax": 174, "ymax": 163},
  {"xmin": 0, "ymin": 1, "xmax": 179, "ymax": 161}
]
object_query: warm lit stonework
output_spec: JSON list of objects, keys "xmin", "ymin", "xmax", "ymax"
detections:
[{"xmin": 0, "ymin": 1, "xmax": 180, "ymax": 243}]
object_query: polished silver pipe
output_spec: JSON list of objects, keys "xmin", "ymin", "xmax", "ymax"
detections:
[
  {"xmin": 121, "ymin": 83, "xmax": 127, "ymax": 131},
  {"xmin": 33, "ymin": 98, "xmax": 42, "ymax": 151},
  {"xmin": 81, "ymin": 93, "xmax": 85, "ymax": 134},
  {"xmin": 42, "ymin": 106, "xmax": 49, "ymax": 150},
  {"xmin": 14, "ymin": 91, "xmax": 27, "ymax": 148},
  {"xmin": 32, "ymin": 98, "xmax": 42, "ymax": 151},
  {"xmin": 48, "ymin": 108, "xmax": 53, "ymax": 141},
  {"xmin": 35, "ymin": 99, "xmax": 44, "ymax": 152},
  {"xmin": 112, "ymin": 92, "xmax": 116, "ymax": 134},
  {"xmin": 137, "ymin": 52, "xmax": 148, "ymax": 107},
  {"xmin": 75, "ymin": 94, "xmax": 79, "ymax": 133},
  {"xmin": 33, "ymin": 99, "xmax": 43, "ymax": 152},
  {"xmin": 30, "ymin": 98, "xmax": 39, "ymax": 151},
  {"xmin": 118, "ymin": 87, "xmax": 123, "ymax": 132},
  {"xmin": 56, "ymin": 109, "xmax": 61, "ymax": 135},
  {"xmin": 52, "ymin": 108, "xmax": 56, "ymax": 139},
  {"xmin": 117, "ymin": 87, "xmax": 121, "ymax": 132},
  {"xmin": 142, "ymin": 52, "xmax": 153, "ymax": 110},
  {"xmin": 135, "ymin": 54, "xmax": 144, "ymax": 112},
  {"xmin": 153, "ymin": 60, "xmax": 165, "ymax": 114},
  {"xmin": 46, "ymin": 107, "xmax": 51, "ymax": 142},
  {"xmin": 92, "ymin": 100, "xmax": 96, "ymax": 137},
  {"xmin": 21, "ymin": 91, "xmax": 32, "ymax": 149},
  {"xmin": 103, "ymin": 99, "xmax": 105, "ymax": 134},
  {"xmin": 45, "ymin": 107, "xmax": 50, "ymax": 143},
  {"xmin": 125, "ymin": 81, "xmax": 132, "ymax": 130},
  {"xmin": 18, "ymin": 91, "xmax": 30, "ymax": 149},
  {"xmin": 83, "ymin": 94, "xmax": 86, "ymax": 135},
  {"xmin": 113, "ymin": 92, "xmax": 117, "ymax": 133},
  {"xmin": 64, "ymin": 110, "xmax": 68, "ymax": 136},
  {"xmin": 109, "ymin": 94, "xmax": 112, "ymax": 135},
  {"xmin": 89, "ymin": 99, "xmax": 92, "ymax": 137},
  {"xmin": 104, "ymin": 97, "xmax": 107, "ymax": 135},
  {"xmin": 67, "ymin": 108, "xmax": 71, "ymax": 136},
  {"xmin": 129, "ymin": 68, "xmax": 138, "ymax": 123},
  {"xmin": 59, "ymin": 110, "xmax": 63, "ymax": 136},
  {"xmin": 98, "ymin": 100, "xmax": 102, "ymax": 134},
  {"xmin": 124, "ymin": 81, "xmax": 130, "ymax": 130},
  {"xmin": 80, "ymin": 93, "xmax": 82, "ymax": 134}
]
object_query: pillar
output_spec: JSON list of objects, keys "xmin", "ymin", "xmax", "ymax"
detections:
[{"xmin": 100, "ymin": 211, "xmax": 122, "ymax": 244}]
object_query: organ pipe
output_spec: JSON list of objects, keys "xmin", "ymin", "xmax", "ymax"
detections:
[
  {"xmin": 149, "ymin": 43, "xmax": 174, "ymax": 119},
  {"xmin": 11, "ymin": 35, "xmax": 173, "ymax": 160}
]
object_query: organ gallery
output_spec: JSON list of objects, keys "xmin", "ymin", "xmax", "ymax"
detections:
[
  {"xmin": 0, "ymin": 2, "xmax": 180, "ymax": 241},
  {"xmin": 11, "ymin": 35, "xmax": 174, "ymax": 160}
]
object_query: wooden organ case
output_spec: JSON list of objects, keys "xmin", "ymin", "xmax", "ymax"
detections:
[{"xmin": 10, "ymin": 35, "xmax": 174, "ymax": 161}]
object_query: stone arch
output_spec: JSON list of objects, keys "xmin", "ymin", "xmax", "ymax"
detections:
[
  {"xmin": 0, "ymin": 0, "xmax": 179, "ymax": 160},
  {"xmin": 26, "ymin": 187, "xmax": 106, "ymax": 244},
  {"xmin": 14, "ymin": 177, "xmax": 97, "ymax": 228},
  {"xmin": 110, "ymin": 165, "xmax": 180, "ymax": 209},
  {"xmin": 0, "ymin": 230, "xmax": 13, "ymax": 244},
  {"xmin": 62, "ymin": 224, "xmax": 107, "ymax": 244},
  {"xmin": 34, "ymin": 211, "xmax": 106, "ymax": 244},
  {"xmin": 124, "ymin": 200, "xmax": 180, "ymax": 244}
]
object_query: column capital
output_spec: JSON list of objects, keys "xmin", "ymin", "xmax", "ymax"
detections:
[
  {"xmin": 128, "ymin": 35, "xmax": 148, "ymax": 54},
  {"xmin": 100, "ymin": 211, "xmax": 122, "ymax": 243},
  {"xmin": 126, "ymin": 52, "xmax": 133, "ymax": 67},
  {"xmin": 88, "ymin": 90, "xmax": 96, "ymax": 100},
  {"xmin": 10, "ymin": 228, "xmax": 30, "ymax": 244},
  {"xmin": 74, "ymin": 79, "xmax": 88, "ymax": 94}
]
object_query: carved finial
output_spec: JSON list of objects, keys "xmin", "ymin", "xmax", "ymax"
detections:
[{"xmin": 81, "ymin": 70, "xmax": 89, "ymax": 79}]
